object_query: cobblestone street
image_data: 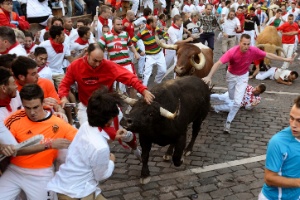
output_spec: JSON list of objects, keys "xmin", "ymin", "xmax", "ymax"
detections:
[{"xmin": 102, "ymin": 33, "xmax": 300, "ymax": 200}]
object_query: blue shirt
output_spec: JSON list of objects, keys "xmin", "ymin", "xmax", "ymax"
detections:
[{"xmin": 262, "ymin": 127, "xmax": 300, "ymax": 200}]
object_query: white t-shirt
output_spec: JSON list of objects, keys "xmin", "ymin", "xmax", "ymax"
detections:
[
  {"xmin": 171, "ymin": 7, "xmax": 180, "ymax": 18},
  {"xmin": 95, "ymin": 18, "xmax": 112, "ymax": 41},
  {"xmin": 196, "ymin": 5, "xmax": 205, "ymax": 13},
  {"xmin": 39, "ymin": 40, "xmax": 71, "ymax": 75},
  {"xmin": 183, "ymin": 4, "xmax": 196, "ymax": 13},
  {"xmin": 230, "ymin": 2, "xmax": 244, "ymax": 12},
  {"xmin": 221, "ymin": 7, "xmax": 229, "ymax": 19},
  {"xmin": 7, "ymin": 44, "xmax": 27, "ymax": 56},
  {"xmin": 223, "ymin": 17, "xmax": 240, "ymax": 35},
  {"xmin": 0, "ymin": 91, "xmax": 22, "ymax": 122},
  {"xmin": 274, "ymin": 69, "xmax": 291, "ymax": 80},
  {"xmin": 46, "ymin": 122, "xmax": 114, "ymax": 198},
  {"xmin": 26, "ymin": 0, "xmax": 51, "ymax": 18},
  {"xmin": 38, "ymin": 65, "xmax": 53, "ymax": 82}
]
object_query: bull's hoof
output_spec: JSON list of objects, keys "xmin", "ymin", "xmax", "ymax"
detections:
[
  {"xmin": 163, "ymin": 154, "xmax": 172, "ymax": 161},
  {"xmin": 140, "ymin": 176, "xmax": 151, "ymax": 184},
  {"xmin": 184, "ymin": 150, "xmax": 192, "ymax": 156}
]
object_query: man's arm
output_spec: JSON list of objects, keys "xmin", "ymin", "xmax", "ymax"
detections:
[
  {"xmin": 249, "ymin": 64, "xmax": 260, "ymax": 79},
  {"xmin": 275, "ymin": 77, "xmax": 292, "ymax": 85},
  {"xmin": 265, "ymin": 52, "xmax": 295, "ymax": 63},
  {"xmin": 265, "ymin": 168, "xmax": 300, "ymax": 187},
  {"xmin": 202, "ymin": 60, "xmax": 223, "ymax": 85},
  {"xmin": 58, "ymin": 65, "xmax": 76, "ymax": 108}
]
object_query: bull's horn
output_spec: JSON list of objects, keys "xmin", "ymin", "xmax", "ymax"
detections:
[
  {"xmin": 155, "ymin": 35, "xmax": 178, "ymax": 50},
  {"xmin": 275, "ymin": 46, "xmax": 287, "ymax": 57},
  {"xmin": 256, "ymin": 44, "xmax": 266, "ymax": 49},
  {"xmin": 190, "ymin": 52, "xmax": 205, "ymax": 70},
  {"xmin": 160, "ymin": 100, "xmax": 180, "ymax": 120},
  {"xmin": 118, "ymin": 92, "xmax": 138, "ymax": 106}
]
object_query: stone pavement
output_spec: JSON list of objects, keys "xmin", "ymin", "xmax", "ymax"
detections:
[{"xmin": 101, "ymin": 33, "xmax": 300, "ymax": 199}]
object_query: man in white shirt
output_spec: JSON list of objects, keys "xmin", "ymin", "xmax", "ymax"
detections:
[
  {"xmin": 26, "ymin": 0, "xmax": 52, "ymax": 26},
  {"xmin": 70, "ymin": 26, "xmax": 91, "ymax": 56},
  {"xmin": 95, "ymin": 5, "xmax": 113, "ymax": 41},
  {"xmin": 230, "ymin": 0, "xmax": 244, "ymax": 12},
  {"xmin": 63, "ymin": 16, "xmax": 78, "ymax": 43},
  {"xmin": 256, "ymin": 67, "xmax": 298, "ymax": 85},
  {"xmin": 221, "ymin": 10, "xmax": 241, "ymax": 54},
  {"xmin": 47, "ymin": 89, "xmax": 126, "ymax": 200},
  {"xmin": 34, "ymin": 47, "xmax": 53, "ymax": 82},
  {"xmin": 171, "ymin": 1, "xmax": 181, "ymax": 19},
  {"xmin": 221, "ymin": 0, "xmax": 231, "ymax": 22},
  {"xmin": 0, "ymin": 26, "xmax": 26, "ymax": 56},
  {"xmin": 165, "ymin": 14, "xmax": 194, "ymax": 69},
  {"xmin": 287, "ymin": 1, "xmax": 299, "ymax": 20},
  {"xmin": 183, "ymin": 0, "xmax": 196, "ymax": 16}
]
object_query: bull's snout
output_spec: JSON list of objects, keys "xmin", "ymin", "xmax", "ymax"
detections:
[{"xmin": 120, "ymin": 116, "xmax": 133, "ymax": 129}]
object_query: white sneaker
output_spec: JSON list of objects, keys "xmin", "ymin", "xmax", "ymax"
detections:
[
  {"xmin": 133, "ymin": 148, "xmax": 142, "ymax": 161},
  {"xmin": 224, "ymin": 121, "xmax": 231, "ymax": 134}
]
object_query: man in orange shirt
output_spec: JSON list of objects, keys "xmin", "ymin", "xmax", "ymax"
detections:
[
  {"xmin": 0, "ymin": 84, "xmax": 77, "ymax": 200},
  {"xmin": 11, "ymin": 56, "xmax": 66, "ymax": 117},
  {"xmin": 277, "ymin": 14, "xmax": 300, "ymax": 69}
]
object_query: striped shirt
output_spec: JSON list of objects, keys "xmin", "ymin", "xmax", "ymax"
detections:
[
  {"xmin": 131, "ymin": 27, "xmax": 168, "ymax": 55},
  {"xmin": 99, "ymin": 30, "xmax": 132, "ymax": 65},
  {"xmin": 199, "ymin": 13, "xmax": 222, "ymax": 33}
]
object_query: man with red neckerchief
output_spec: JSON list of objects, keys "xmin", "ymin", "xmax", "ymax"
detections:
[
  {"xmin": 95, "ymin": 5, "xmax": 112, "ymax": 41},
  {"xmin": 165, "ymin": 15, "xmax": 194, "ymax": 69},
  {"xmin": 71, "ymin": 26, "xmax": 91, "ymax": 57},
  {"xmin": 0, "ymin": 26, "xmax": 26, "ymax": 56},
  {"xmin": 0, "ymin": 0, "xmax": 29, "ymax": 31},
  {"xmin": 122, "ymin": 10, "xmax": 135, "ymax": 39}
]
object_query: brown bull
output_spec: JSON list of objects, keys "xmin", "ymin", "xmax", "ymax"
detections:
[
  {"xmin": 256, "ymin": 26, "xmax": 286, "ymax": 65},
  {"xmin": 155, "ymin": 35, "xmax": 213, "ymax": 78}
]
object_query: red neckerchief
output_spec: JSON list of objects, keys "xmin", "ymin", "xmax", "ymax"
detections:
[
  {"xmin": 64, "ymin": 29, "xmax": 71, "ymax": 36},
  {"xmin": 159, "ymin": 20, "xmax": 166, "ymax": 27},
  {"xmin": 144, "ymin": 15, "xmax": 148, "ymax": 19},
  {"xmin": 98, "ymin": 16, "xmax": 108, "ymax": 25},
  {"xmin": 0, "ymin": 97, "xmax": 12, "ymax": 112},
  {"xmin": 49, "ymin": 38, "xmax": 64, "ymax": 54},
  {"xmin": 45, "ymin": 26, "xmax": 49, "ymax": 31},
  {"xmin": 292, "ymin": 9, "xmax": 295, "ymax": 12},
  {"xmin": 75, "ymin": 37, "xmax": 88, "ymax": 45},
  {"xmin": 186, "ymin": 2, "xmax": 191, "ymax": 5},
  {"xmin": 172, "ymin": 23, "xmax": 180, "ymax": 29},
  {"xmin": 199, "ymin": 3, "xmax": 204, "ymax": 6},
  {"xmin": 37, "ymin": 65, "xmax": 46, "ymax": 73},
  {"xmin": 98, "ymin": 117, "xmax": 129, "ymax": 149},
  {"xmin": 25, "ymin": 43, "xmax": 35, "ymax": 54},
  {"xmin": 146, "ymin": 24, "xmax": 155, "ymax": 34},
  {"xmin": 0, "ymin": 42, "xmax": 19, "ymax": 54},
  {"xmin": 282, "ymin": 11, "xmax": 287, "ymax": 15},
  {"xmin": 247, "ymin": 13, "xmax": 256, "ymax": 18},
  {"xmin": 256, "ymin": 10, "xmax": 261, "ymax": 14}
]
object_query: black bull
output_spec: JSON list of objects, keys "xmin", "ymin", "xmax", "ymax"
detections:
[{"xmin": 120, "ymin": 76, "xmax": 210, "ymax": 184}]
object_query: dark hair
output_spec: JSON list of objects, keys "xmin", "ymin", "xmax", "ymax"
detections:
[
  {"xmin": 87, "ymin": 43, "xmax": 102, "ymax": 54},
  {"xmin": 20, "ymin": 84, "xmax": 44, "ymax": 103},
  {"xmin": 77, "ymin": 18, "xmax": 85, "ymax": 25},
  {"xmin": 276, "ymin": 9, "xmax": 282, "ymax": 13},
  {"xmin": 77, "ymin": 26, "xmax": 90, "ymax": 38},
  {"xmin": 258, "ymin": 84, "xmax": 266, "ymax": 93},
  {"xmin": 159, "ymin": 13, "xmax": 165, "ymax": 20},
  {"xmin": 83, "ymin": 18, "xmax": 92, "ymax": 25},
  {"xmin": 0, "ymin": 26, "xmax": 16, "ymax": 44},
  {"xmin": 51, "ymin": 17, "xmax": 64, "ymax": 26},
  {"xmin": 43, "ymin": 31, "xmax": 50, "ymax": 41},
  {"xmin": 102, "ymin": 25, "xmax": 110, "ymax": 30},
  {"xmin": 34, "ymin": 47, "xmax": 48, "ymax": 56},
  {"xmin": 49, "ymin": 25, "xmax": 64, "ymax": 39},
  {"xmin": 0, "ymin": 54, "xmax": 17, "ymax": 69},
  {"xmin": 249, "ymin": 7, "xmax": 256, "ymax": 11},
  {"xmin": 100, "ymin": 5, "xmax": 110, "ymax": 15},
  {"xmin": 173, "ymin": 14, "xmax": 181, "ymax": 23},
  {"xmin": 87, "ymin": 87, "xmax": 122, "ymax": 127},
  {"xmin": 143, "ymin": 7, "xmax": 152, "ymax": 16},
  {"xmin": 0, "ymin": 66, "xmax": 13, "ymax": 85},
  {"xmin": 24, "ymin": 31, "xmax": 34, "ymax": 40},
  {"xmin": 11, "ymin": 56, "xmax": 37, "ymax": 79},
  {"xmin": 294, "ymin": 96, "xmax": 300, "ymax": 108},
  {"xmin": 240, "ymin": 33, "xmax": 251, "ymax": 40},
  {"xmin": 237, "ymin": 5, "xmax": 243, "ymax": 10},
  {"xmin": 225, "ymin": 0, "xmax": 231, "ymax": 6},
  {"xmin": 288, "ymin": 14, "xmax": 294, "ymax": 18},
  {"xmin": 146, "ymin": 17, "xmax": 154, "ymax": 25},
  {"xmin": 291, "ymin": 71, "xmax": 299, "ymax": 78}
]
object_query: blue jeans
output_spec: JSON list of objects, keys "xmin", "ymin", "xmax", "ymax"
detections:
[
  {"xmin": 200, "ymin": 32, "xmax": 215, "ymax": 50},
  {"xmin": 13, "ymin": 1, "xmax": 23, "ymax": 16},
  {"xmin": 74, "ymin": 0, "xmax": 83, "ymax": 16}
]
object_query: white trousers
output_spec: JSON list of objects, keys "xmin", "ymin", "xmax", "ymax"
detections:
[
  {"xmin": 143, "ymin": 0, "xmax": 153, "ymax": 11},
  {"xmin": 243, "ymin": 30, "xmax": 256, "ymax": 46},
  {"xmin": 210, "ymin": 92, "xmax": 233, "ymax": 113},
  {"xmin": 0, "ymin": 164, "xmax": 54, "ymax": 200},
  {"xmin": 78, "ymin": 102, "xmax": 88, "ymax": 125},
  {"xmin": 226, "ymin": 71, "xmax": 249, "ymax": 123},
  {"xmin": 131, "ymin": 0, "xmax": 139, "ymax": 15},
  {"xmin": 258, "ymin": 191, "xmax": 269, "ymax": 200},
  {"xmin": 255, "ymin": 67, "xmax": 276, "ymax": 80},
  {"xmin": 281, "ymin": 43, "xmax": 294, "ymax": 69},
  {"xmin": 143, "ymin": 51, "xmax": 167, "ymax": 86},
  {"xmin": 138, "ymin": 55, "xmax": 146, "ymax": 75},
  {"xmin": 114, "ymin": 64, "xmax": 134, "ymax": 94},
  {"xmin": 165, "ymin": 49, "xmax": 176, "ymax": 69}
]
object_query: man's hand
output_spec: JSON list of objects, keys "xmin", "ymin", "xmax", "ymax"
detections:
[
  {"xmin": 51, "ymin": 138, "xmax": 71, "ymax": 149},
  {"xmin": 134, "ymin": 52, "xmax": 140, "ymax": 60},
  {"xmin": 115, "ymin": 129, "xmax": 126, "ymax": 140},
  {"xmin": 60, "ymin": 97, "xmax": 70, "ymax": 108},
  {"xmin": 110, "ymin": 153, "xmax": 116, "ymax": 162},
  {"xmin": 53, "ymin": 112, "xmax": 68, "ymax": 122},
  {"xmin": 202, "ymin": 76, "xmax": 212, "ymax": 85},
  {"xmin": 142, "ymin": 90, "xmax": 155, "ymax": 104},
  {"xmin": 0, "ymin": 144, "xmax": 16, "ymax": 157}
]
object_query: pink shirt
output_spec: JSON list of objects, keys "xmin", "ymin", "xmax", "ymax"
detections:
[{"xmin": 220, "ymin": 46, "xmax": 266, "ymax": 75}]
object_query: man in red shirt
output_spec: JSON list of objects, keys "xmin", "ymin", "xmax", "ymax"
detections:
[
  {"xmin": 0, "ymin": 0, "xmax": 29, "ymax": 30},
  {"xmin": 277, "ymin": 14, "xmax": 300, "ymax": 69},
  {"xmin": 58, "ymin": 43, "xmax": 154, "ymax": 125},
  {"xmin": 122, "ymin": 10, "xmax": 135, "ymax": 39}
]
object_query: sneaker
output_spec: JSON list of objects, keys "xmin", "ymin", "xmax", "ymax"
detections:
[
  {"xmin": 223, "ymin": 121, "xmax": 231, "ymax": 134},
  {"xmin": 133, "ymin": 148, "xmax": 142, "ymax": 161}
]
